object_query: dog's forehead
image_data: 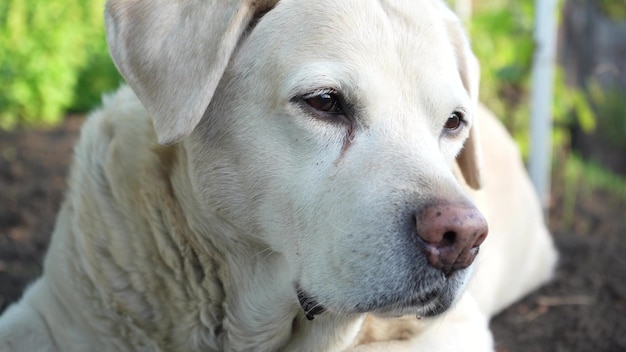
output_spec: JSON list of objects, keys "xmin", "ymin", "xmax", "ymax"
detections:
[{"xmin": 242, "ymin": 0, "xmax": 467, "ymax": 110}]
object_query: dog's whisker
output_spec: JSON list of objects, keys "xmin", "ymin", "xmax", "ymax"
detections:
[
  {"xmin": 251, "ymin": 247, "xmax": 274, "ymax": 260},
  {"xmin": 322, "ymin": 219, "xmax": 350, "ymax": 235}
]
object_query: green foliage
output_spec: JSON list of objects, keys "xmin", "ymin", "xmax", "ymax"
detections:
[
  {"xmin": 587, "ymin": 80, "xmax": 626, "ymax": 145},
  {"xmin": 598, "ymin": 0, "xmax": 626, "ymax": 21},
  {"xmin": 569, "ymin": 156, "xmax": 626, "ymax": 199},
  {"xmin": 469, "ymin": 0, "xmax": 597, "ymax": 158},
  {"xmin": 469, "ymin": 2, "xmax": 535, "ymax": 154},
  {"xmin": 71, "ymin": 46, "xmax": 123, "ymax": 113},
  {"xmin": 0, "ymin": 0, "xmax": 122, "ymax": 129},
  {"xmin": 558, "ymin": 152, "xmax": 626, "ymax": 226},
  {"xmin": 467, "ymin": 0, "xmax": 626, "ymax": 211}
]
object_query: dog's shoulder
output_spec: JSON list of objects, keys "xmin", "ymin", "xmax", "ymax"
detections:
[
  {"xmin": 67, "ymin": 85, "xmax": 168, "ymax": 210},
  {"xmin": 51, "ymin": 86, "xmax": 227, "ymax": 351},
  {"xmin": 77, "ymin": 85, "xmax": 156, "ymax": 173}
]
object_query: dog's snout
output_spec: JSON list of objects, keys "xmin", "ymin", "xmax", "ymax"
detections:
[{"xmin": 414, "ymin": 203, "xmax": 488, "ymax": 275}]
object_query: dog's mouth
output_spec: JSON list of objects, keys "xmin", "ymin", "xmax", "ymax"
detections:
[
  {"xmin": 352, "ymin": 285, "xmax": 453, "ymax": 318},
  {"xmin": 297, "ymin": 287, "xmax": 326, "ymax": 320},
  {"xmin": 296, "ymin": 271, "xmax": 463, "ymax": 320}
]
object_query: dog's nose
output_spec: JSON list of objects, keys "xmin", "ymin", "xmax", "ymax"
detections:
[{"xmin": 415, "ymin": 202, "xmax": 488, "ymax": 275}]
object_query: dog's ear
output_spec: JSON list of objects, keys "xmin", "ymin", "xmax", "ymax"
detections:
[
  {"xmin": 440, "ymin": 6, "xmax": 483, "ymax": 190},
  {"xmin": 105, "ymin": 0, "xmax": 277, "ymax": 145},
  {"xmin": 455, "ymin": 48, "xmax": 482, "ymax": 190}
]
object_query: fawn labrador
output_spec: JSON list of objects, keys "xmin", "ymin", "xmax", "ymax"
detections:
[{"xmin": 0, "ymin": 0, "xmax": 558, "ymax": 351}]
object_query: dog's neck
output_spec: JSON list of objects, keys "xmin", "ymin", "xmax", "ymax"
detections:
[
  {"xmin": 165, "ymin": 144, "xmax": 365, "ymax": 351},
  {"xmin": 40, "ymin": 119, "xmax": 361, "ymax": 351},
  {"xmin": 47, "ymin": 128, "xmax": 363, "ymax": 351}
]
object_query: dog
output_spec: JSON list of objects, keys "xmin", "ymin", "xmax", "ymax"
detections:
[{"xmin": 0, "ymin": 0, "xmax": 558, "ymax": 351}]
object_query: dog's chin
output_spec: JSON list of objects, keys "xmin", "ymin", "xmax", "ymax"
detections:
[
  {"xmin": 366, "ymin": 286, "xmax": 457, "ymax": 318},
  {"xmin": 298, "ymin": 269, "xmax": 467, "ymax": 320},
  {"xmin": 354, "ymin": 278, "xmax": 460, "ymax": 318}
]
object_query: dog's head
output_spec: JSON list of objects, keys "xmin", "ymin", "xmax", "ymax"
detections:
[{"xmin": 106, "ymin": 0, "xmax": 487, "ymax": 318}]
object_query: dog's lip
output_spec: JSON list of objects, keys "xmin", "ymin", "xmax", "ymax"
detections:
[
  {"xmin": 356, "ymin": 269, "xmax": 464, "ymax": 317},
  {"xmin": 296, "ymin": 286, "xmax": 326, "ymax": 320},
  {"xmin": 296, "ymin": 270, "xmax": 462, "ymax": 319},
  {"xmin": 352, "ymin": 286, "xmax": 446, "ymax": 316}
]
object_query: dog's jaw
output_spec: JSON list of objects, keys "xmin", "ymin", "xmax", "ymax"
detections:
[
  {"xmin": 295, "ymin": 261, "xmax": 470, "ymax": 320},
  {"xmin": 169, "ymin": 143, "xmax": 365, "ymax": 351},
  {"xmin": 210, "ymin": 246, "xmax": 364, "ymax": 351}
]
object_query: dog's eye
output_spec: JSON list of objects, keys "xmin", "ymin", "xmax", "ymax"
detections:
[
  {"xmin": 444, "ymin": 111, "xmax": 464, "ymax": 131},
  {"xmin": 304, "ymin": 92, "xmax": 344, "ymax": 115}
]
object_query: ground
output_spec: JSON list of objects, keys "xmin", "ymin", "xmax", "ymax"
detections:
[{"xmin": 0, "ymin": 117, "xmax": 624, "ymax": 351}]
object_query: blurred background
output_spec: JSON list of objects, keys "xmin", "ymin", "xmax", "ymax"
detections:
[{"xmin": 0, "ymin": 0, "xmax": 625, "ymax": 351}]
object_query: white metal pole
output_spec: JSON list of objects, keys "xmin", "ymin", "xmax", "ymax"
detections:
[{"xmin": 529, "ymin": 0, "xmax": 558, "ymax": 208}]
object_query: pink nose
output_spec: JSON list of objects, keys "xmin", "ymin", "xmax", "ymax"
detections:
[{"xmin": 415, "ymin": 202, "xmax": 488, "ymax": 275}]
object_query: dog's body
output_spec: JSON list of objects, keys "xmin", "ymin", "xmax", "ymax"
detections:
[{"xmin": 0, "ymin": 0, "xmax": 558, "ymax": 351}]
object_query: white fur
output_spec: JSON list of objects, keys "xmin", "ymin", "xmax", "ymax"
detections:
[{"xmin": 0, "ymin": 0, "xmax": 557, "ymax": 351}]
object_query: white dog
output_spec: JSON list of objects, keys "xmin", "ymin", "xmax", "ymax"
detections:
[{"xmin": 0, "ymin": 0, "xmax": 558, "ymax": 351}]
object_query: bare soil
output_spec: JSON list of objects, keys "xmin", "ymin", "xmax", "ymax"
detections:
[{"xmin": 1, "ymin": 117, "xmax": 625, "ymax": 351}]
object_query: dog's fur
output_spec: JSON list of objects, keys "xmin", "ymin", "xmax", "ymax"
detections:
[{"xmin": 0, "ymin": 0, "xmax": 558, "ymax": 351}]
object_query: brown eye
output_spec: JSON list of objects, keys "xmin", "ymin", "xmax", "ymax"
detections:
[
  {"xmin": 444, "ymin": 111, "xmax": 464, "ymax": 131},
  {"xmin": 304, "ymin": 93, "xmax": 343, "ymax": 115}
]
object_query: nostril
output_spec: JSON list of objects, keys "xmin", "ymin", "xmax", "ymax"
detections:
[{"xmin": 441, "ymin": 231, "xmax": 456, "ymax": 248}]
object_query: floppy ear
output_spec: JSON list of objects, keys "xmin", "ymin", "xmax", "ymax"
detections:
[
  {"xmin": 105, "ymin": 0, "xmax": 277, "ymax": 145},
  {"xmin": 455, "ymin": 49, "xmax": 483, "ymax": 190},
  {"xmin": 441, "ymin": 6, "xmax": 483, "ymax": 190}
]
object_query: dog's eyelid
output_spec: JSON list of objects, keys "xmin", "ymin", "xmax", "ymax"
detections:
[
  {"xmin": 302, "ymin": 88, "xmax": 340, "ymax": 100},
  {"xmin": 452, "ymin": 106, "xmax": 469, "ymax": 120}
]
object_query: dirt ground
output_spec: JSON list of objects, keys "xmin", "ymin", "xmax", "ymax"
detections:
[{"xmin": 0, "ymin": 117, "xmax": 625, "ymax": 351}]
